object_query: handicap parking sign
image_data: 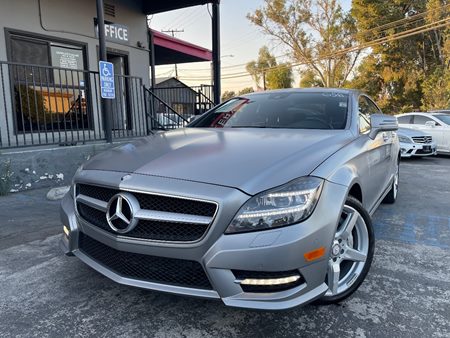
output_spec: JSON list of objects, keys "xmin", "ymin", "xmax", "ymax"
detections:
[{"xmin": 99, "ymin": 61, "xmax": 115, "ymax": 99}]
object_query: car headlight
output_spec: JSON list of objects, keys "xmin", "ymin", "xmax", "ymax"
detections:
[
  {"xmin": 398, "ymin": 135, "xmax": 412, "ymax": 143},
  {"xmin": 225, "ymin": 177, "xmax": 324, "ymax": 234}
]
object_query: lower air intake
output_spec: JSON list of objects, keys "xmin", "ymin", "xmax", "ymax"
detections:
[{"xmin": 78, "ymin": 233, "xmax": 212, "ymax": 290}]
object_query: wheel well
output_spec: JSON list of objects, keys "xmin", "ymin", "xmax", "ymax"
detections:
[{"xmin": 349, "ymin": 184, "xmax": 363, "ymax": 203}]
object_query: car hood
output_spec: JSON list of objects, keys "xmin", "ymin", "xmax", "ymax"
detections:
[
  {"xmin": 83, "ymin": 128, "xmax": 354, "ymax": 195},
  {"xmin": 397, "ymin": 127, "xmax": 430, "ymax": 137}
]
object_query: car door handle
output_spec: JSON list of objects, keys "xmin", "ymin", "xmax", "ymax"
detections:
[{"xmin": 382, "ymin": 132, "xmax": 389, "ymax": 142}]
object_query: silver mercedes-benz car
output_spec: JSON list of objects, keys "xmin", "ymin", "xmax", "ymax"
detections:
[{"xmin": 60, "ymin": 89, "xmax": 399, "ymax": 310}]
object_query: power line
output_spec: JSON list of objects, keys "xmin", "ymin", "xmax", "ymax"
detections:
[
  {"xmin": 176, "ymin": 7, "xmax": 207, "ymax": 29},
  {"xmin": 162, "ymin": 29, "xmax": 185, "ymax": 78},
  {"xmin": 162, "ymin": 6, "xmax": 197, "ymax": 31},
  {"xmin": 179, "ymin": 3, "xmax": 450, "ymax": 73},
  {"xmin": 179, "ymin": 16, "xmax": 450, "ymax": 81}
]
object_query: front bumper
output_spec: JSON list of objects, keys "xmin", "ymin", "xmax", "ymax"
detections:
[
  {"xmin": 60, "ymin": 172, "xmax": 347, "ymax": 310},
  {"xmin": 400, "ymin": 142, "xmax": 437, "ymax": 157}
]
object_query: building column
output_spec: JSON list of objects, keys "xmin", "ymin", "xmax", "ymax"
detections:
[{"xmin": 212, "ymin": 1, "xmax": 221, "ymax": 105}]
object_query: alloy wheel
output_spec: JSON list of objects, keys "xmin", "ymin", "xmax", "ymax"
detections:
[{"xmin": 325, "ymin": 205, "xmax": 369, "ymax": 296}]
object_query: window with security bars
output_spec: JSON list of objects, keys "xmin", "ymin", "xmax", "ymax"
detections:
[{"xmin": 8, "ymin": 33, "xmax": 90, "ymax": 132}]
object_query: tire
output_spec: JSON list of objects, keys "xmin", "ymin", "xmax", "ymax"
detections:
[
  {"xmin": 383, "ymin": 160, "xmax": 399, "ymax": 204},
  {"xmin": 317, "ymin": 196, "xmax": 375, "ymax": 304}
]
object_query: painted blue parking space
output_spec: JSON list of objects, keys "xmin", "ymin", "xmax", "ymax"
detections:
[{"xmin": 374, "ymin": 209, "xmax": 450, "ymax": 249}]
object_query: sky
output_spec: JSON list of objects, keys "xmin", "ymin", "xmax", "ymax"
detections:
[{"xmin": 150, "ymin": 0, "xmax": 352, "ymax": 92}]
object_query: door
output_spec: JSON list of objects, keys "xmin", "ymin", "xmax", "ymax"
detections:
[
  {"xmin": 358, "ymin": 96, "xmax": 393, "ymax": 210},
  {"xmin": 107, "ymin": 53, "xmax": 129, "ymax": 130},
  {"xmin": 411, "ymin": 114, "xmax": 445, "ymax": 151}
]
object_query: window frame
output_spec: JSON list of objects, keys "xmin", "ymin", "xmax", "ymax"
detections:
[
  {"xmin": 358, "ymin": 94, "xmax": 382, "ymax": 135},
  {"xmin": 5, "ymin": 28, "xmax": 89, "ymax": 69},
  {"xmin": 5, "ymin": 28, "xmax": 91, "ymax": 134},
  {"xmin": 412, "ymin": 114, "xmax": 442, "ymax": 126},
  {"xmin": 397, "ymin": 115, "xmax": 413, "ymax": 124}
]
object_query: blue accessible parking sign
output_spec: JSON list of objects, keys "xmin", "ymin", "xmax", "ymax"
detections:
[{"xmin": 99, "ymin": 61, "xmax": 115, "ymax": 99}]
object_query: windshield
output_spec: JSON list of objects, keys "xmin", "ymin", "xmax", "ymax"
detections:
[
  {"xmin": 189, "ymin": 92, "xmax": 349, "ymax": 129},
  {"xmin": 433, "ymin": 114, "xmax": 450, "ymax": 125}
]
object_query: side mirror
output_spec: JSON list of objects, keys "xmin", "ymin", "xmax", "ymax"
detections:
[
  {"xmin": 425, "ymin": 121, "xmax": 437, "ymax": 127},
  {"xmin": 369, "ymin": 114, "xmax": 398, "ymax": 139}
]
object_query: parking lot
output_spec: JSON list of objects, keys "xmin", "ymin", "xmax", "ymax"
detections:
[{"xmin": 1, "ymin": 156, "xmax": 449, "ymax": 338}]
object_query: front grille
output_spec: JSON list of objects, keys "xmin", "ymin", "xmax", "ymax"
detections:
[
  {"xmin": 76, "ymin": 184, "xmax": 217, "ymax": 242},
  {"xmin": 77, "ymin": 184, "xmax": 216, "ymax": 217},
  {"xmin": 232, "ymin": 270, "xmax": 304, "ymax": 293},
  {"xmin": 412, "ymin": 136, "xmax": 432, "ymax": 144},
  {"xmin": 79, "ymin": 233, "xmax": 212, "ymax": 289}
]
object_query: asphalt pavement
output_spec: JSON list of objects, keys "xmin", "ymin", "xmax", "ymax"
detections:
[{"xmin": 0, "ymin": 156, "xmax": 449, "ymax": 338}]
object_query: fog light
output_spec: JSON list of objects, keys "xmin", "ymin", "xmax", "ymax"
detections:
[
  {"xmin": 63, "ymin": 225, "xmax": 70, "ymax": 237},
  {"xmin": 239, "ymin": 275, "xmax": 300, "ymax": 286}
]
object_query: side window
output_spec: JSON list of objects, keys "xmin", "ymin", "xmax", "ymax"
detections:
[
  {"xmin": 397, "ymin": 115, "xmax": 413, "ymax": 124},
  {"xmin": 365, "ymin": 97, "xmax": 382, "ymax": 115},
  {"xmin": 359, "ymin": 114, "xmax": 371, "ymax": 133},
  {"xmin": 412, "ymin": 115, "xmax": 439, "ymax": 125},
  {"xmin": 358, "ymin": 96, "xmax": 372, "ymax": 133}
]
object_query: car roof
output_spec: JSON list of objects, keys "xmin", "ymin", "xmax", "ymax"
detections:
[
  {"xmin": 428, "ymin": 110, "xmax": 450, "ymax": 114},
  {"xmin": 397, "ymin": 111, "xmax": 450, "ymax": 116},
  {"xmin": 240, "ymin": 88, "xmax": 360, "ymax": 97},
  {"xmin": 396, "ymin": 112, "xmax": 428, "ymax": 116}
]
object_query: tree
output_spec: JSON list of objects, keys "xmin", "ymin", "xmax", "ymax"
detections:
[
  {"xmin": 238, "ymin": 87, "xmax": 255, "ymax": 95},
  {"xmin": 421, "ymin": 66, "xmax": 450, "ymax": 110},
  {"xmin": 246, "ymin": 46, "xmax": 277, "ymax": 89},
  {"xmin": 351, "ymin": 0, "xmax": 449, "ymax": 113},
  {"xmin": 266, "ymin": 63, "xmax": 294, "ymax": 89},
  {"xmin": 246, "ymin": 46, "xmax": 293, "ymax": 89},
  {"xmin": 299, "ymin": 69, "xmax": 323, "ymax": 88},
  {"xmin": 248, "ymin": 0, "xmax": 360, "ymax": 88},
  {"xmin": 221, "ymin": 90, "xmax": 236, "ymax": 101}
]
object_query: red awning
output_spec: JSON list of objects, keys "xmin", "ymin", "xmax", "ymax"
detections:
[{"xmin": 152, "ymin": 30, "xmax": 212, "ymax": 65}]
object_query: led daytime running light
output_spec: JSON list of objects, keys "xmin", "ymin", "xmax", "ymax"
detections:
[
  {"xmin": 239, "ymin": 275, "xmax": 301, "ymax": 285},
  {"xmin": 266, "ymin": 188, "xmax": 316, "ymax": 198},
  {"xmin": 237, "ymin": 205, "xmax": 308, "ymax": 219}
]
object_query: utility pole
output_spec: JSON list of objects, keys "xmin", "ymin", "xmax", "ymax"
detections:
[
  {"xmin": 262, "ymin": 70, "xmax": 266, "ymax": 91},
  {"xmin": 96, "ymin": 0, "xmax": 112, "ymax": 143},
  {"xmin": 162, "ymin": 29, "xmax": 184, "ymax": 78},
  {"xmin": 212, "ymin": 1, "xmax": 221, "ymax": 104}
]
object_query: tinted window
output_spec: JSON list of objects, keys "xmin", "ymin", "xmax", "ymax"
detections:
[
  {"xmin": 189, "ymin": 92, "xmax": 349, "ymax": 129},
  {"xmin": 358, "ymin": 96, "xmax": 379, "ymax": 133},
  {"xmin": 359, "ymin": 114, "xmax": 371, "ymax": 133},
  {"xmin": 359, "ymin": 96, "xmax": 380, "ymax": 116},
  {"xmin": 413, "ymin": 115, "xmax": 435, "ymax": 125},
  {"xmin": 397, "ymin": 115, "xmax": 413, "ymax": 124},
  {"xmin": 433, "ymin": 114, "xmax": 450, "ymax": 125}
]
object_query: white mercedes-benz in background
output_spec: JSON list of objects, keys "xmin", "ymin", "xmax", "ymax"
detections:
[
  {"xmin": 396, "ymin": 112, "xmax": 450, "ymax": 154},
  {"xmin": 397, "ymin": 128, "xmax": 437, "ymax": 158}
]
